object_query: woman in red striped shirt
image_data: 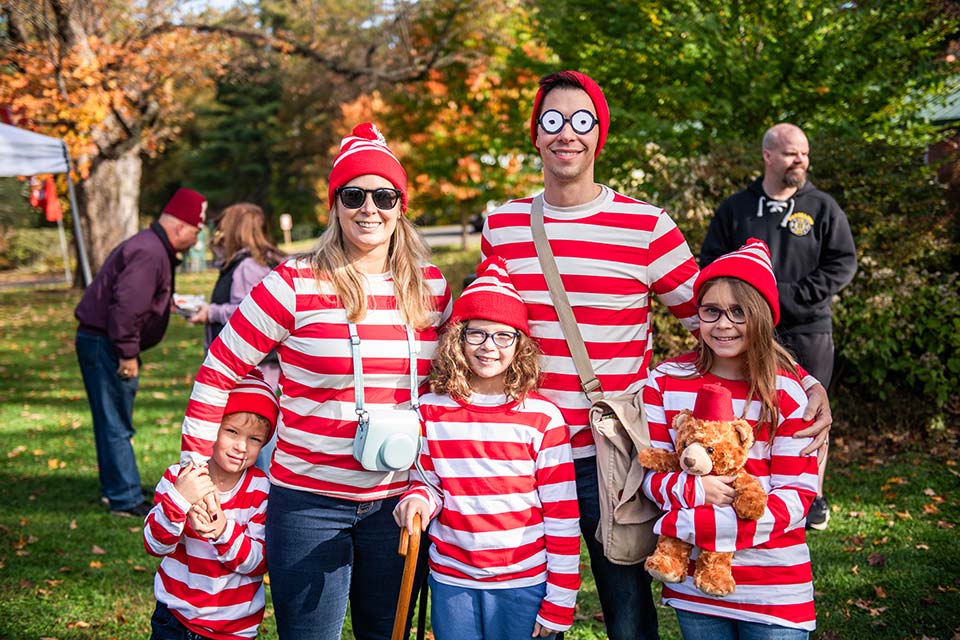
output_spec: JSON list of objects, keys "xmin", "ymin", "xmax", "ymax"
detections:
[
  {"xmin": 179, "ymin": 123, "xmax": 452, "ymax": 639},
  {"xmin": 395, "ymin": 256, "xmax": 581, "ymax": 640},
  {"xmin": 642, "ymin": 239, "xmax": 819, "ymax": 639}
]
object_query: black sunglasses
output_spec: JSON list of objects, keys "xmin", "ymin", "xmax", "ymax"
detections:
[
  {"xmin": 538, "ymin": 109, "xmax": 599, "ymax": 135},
  {"xmin": 336, "ymin": 186, "xmax": 402, "ymax": 210}
]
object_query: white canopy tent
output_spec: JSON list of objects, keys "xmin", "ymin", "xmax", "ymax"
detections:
[{"xmin": 0, "ymin": 122, "xmax": 91, "ymax": 286}]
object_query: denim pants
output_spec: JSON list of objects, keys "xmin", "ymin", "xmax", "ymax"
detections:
[
  {"xmin": 429, "ymin": 574, "xmax": 554, "ymax": 640},
  {"xmin": 574, "ymin": 456, "xmax": 659, "ymax": 640},
  {"xmin": 75, "ymin": 331, "xmax": 144, "ymax": 511},
  {"xmin": 265, "ymin": 485, "xmax": 408, "ymax": 640},
  {"xmin": 675, "ymin": 609, "xmax": 810, "ymax": 640},
  {"xmin": 150, "ymin": 601, "xmax": 214, "ymax": 640}
]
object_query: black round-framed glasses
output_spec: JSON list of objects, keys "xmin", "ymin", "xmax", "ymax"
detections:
[
  {"xmin": 335, "ymin": 186, "xmax": 401, "ymax": 210},
  {"xmin": 463, "ymin": 328, "xmax": 520, "ymax": 348},
  {"xmin": 538, "ymin": 109, "xmax": 599, "ymax": 135},
  {"xmin": 697, "ymin": 304, "xmax": 747, "ymax": 325}
]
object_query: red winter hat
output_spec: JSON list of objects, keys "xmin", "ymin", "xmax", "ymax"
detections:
[
  {"xmin": 449, "ymin": 256, "xmax": 529, "ymax": 335},
  {"xmin": 695, "ymin": 238, "xmax": 780, "ymax": 326},
  {"xmin": 328, "ymin": 122, "xmax": 408, "ymax": 212},
  {"xmin": 530, "ymin": 70, "xmax": 610, "ymax": 159},
  {"xmin": 693, "ymin": 383, "xmax": 736, "ymax": 422},
  {"xmin": 223, "ymin": 370, "xmax": 280, "ymax": 440},
  {"xmin": 162, "ymin": 188, "xmax": 207, "ymax": 228}
]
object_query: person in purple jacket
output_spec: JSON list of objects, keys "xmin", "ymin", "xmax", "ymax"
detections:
[{"xmin": 75, "ymin": 188, "xmax": 207, "ymax": 517}]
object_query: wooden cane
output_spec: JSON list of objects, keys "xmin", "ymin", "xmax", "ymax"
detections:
[{"xmin": 391, "ymin": 513, "xmax": 422, "ymax": 640}]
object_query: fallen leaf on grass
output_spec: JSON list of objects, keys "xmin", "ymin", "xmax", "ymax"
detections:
[
  {"xmin": 58, "ymin": 566, "xmax": 71, "ymax": 573},
  {"xmin": 7, "ymin": 445, "xmax": 27, "ymax": 458},
  {"xmin": 66, "ymin": 621, "xmax": 90, "ymax": 629},
  {"xmin": 923, "ymin": 504, "xmax": 939, "ymax": 514},
  {"xmin": 896, "ymin": 510, "xmax": 912, "ymax": 520},
  {"xmin": 89, "ymin": 560, "xmax": 102, "ymax": 569},
  {"xmin": 873, "ymin": 585, "xmax": 887, "ymax": 598},
  {"xmin": 916, "ymin": 543, "xmax": 930, "ymax": 550},
  {"xmin": 91, "ymin": 545, "xmax": 106, "ymax": 555},
  {"xmin": 851, "ymin": 565, "xmax": 859, "ymax": 575},
  {"xmin": 19, "ymin": 579, "xmax": 34, "ymax": 588},
  {"xmin": 847, "ymin": 511, "xmax": 865, "ymax": 519},
  {"xmin": 127, "ymin": 526, "xmax": 140, "ymax": 533},
  {"xmin": 132, "ymin": 565, "xmax": 148, "ymax": 572},
  {"xmin": 69, "ymin": 520, "xmax": 77, "ymax": 530},
  {"xmin": 923, "ymin": 487, "xmax": 937, "ymax": 496},
  {"xmin": 938, "ymin": 520, "xmax": 955, "ymax": 529},
  {"xmin": 868, "ymin": 553, "xmax": 886, "ymax": 567}
]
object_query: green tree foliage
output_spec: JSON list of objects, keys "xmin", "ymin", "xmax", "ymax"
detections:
[
  {"xmin": 534, "ymin": 0, "xmax": 960, "ymax": 423},
  {"xmin": 534, "ymin": 0, "xmax": 958, "ymax": 180}
]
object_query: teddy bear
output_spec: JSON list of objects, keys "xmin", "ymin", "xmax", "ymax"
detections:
[{"xmin": 637, "ymin": 383, "xmax": 767, "ymax": 597}]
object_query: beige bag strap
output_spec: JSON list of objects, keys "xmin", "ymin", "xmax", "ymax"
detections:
[{"xmin": 530, "ymin": 195, "xmax": 604, "ymax": 403}]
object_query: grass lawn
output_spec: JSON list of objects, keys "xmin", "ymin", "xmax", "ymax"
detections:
[{"xmin": 0, "ymin": 245, "xmax": 958, "ymax": 639}]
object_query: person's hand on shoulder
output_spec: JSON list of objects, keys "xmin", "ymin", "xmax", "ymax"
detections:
[{"xmin": 797, "ymin": 382, "xmax": 831, "ymax": 457}]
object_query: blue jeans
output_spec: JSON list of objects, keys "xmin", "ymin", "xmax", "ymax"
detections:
[
  {"xmin": 429, "ymin": 575, "xmax": 554, "ymax": 640},
  {"xmin": 574, "ymin": 456, "xmax": 659, "ymax": 640},
  {"xmin": 265, "ymin": 485, "xmax": 407, "ymax": 640},
  {"xmin": 675, "ymin": 609, "xmax": 809, "ymax": 640},
  {"xmin": 150, "ymin": 601, "xmax": 214, "ymax": 640},
  {"xmin": 75, "ymin": 331, "xmax": 144, "ymax": 511}
]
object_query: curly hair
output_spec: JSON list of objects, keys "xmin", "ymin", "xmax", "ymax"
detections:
[{"xmin": 431, "ymin": 321, "xmax": 542, "ymax": 402}]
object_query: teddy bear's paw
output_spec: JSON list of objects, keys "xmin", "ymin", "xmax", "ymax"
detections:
[
  {"xmin": 694, "ymin": 572, "xmax": 736, "ymax": 597},
  {"xmin": 645, "ymin": 554, "xmax": 686, "ymax": 583},
  {"xmin": 733, "ymin": 493, "xmax": 767, "ymax": 520}
]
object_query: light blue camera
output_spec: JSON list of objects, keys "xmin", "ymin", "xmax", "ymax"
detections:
[{"xmin": 352, "ymin": 409, "xmax": 420, "ymax": 472}]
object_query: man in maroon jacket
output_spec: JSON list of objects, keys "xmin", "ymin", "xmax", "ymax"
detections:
[{"xmin": 75, "ymin": 188, "xmax": 206, "ymax": 517}]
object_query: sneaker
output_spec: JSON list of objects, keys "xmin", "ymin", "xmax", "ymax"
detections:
[
  {"xmin": 806, "ymin": 495, "xmax": 830, "ymax": 531},
  {"xmin": 110, "ymin": 501, "xmax": 152, "ymax": 518}
]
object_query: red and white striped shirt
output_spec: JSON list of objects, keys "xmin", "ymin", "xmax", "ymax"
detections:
[
  {"xmin": 401, "ymin": 392, "xmax": 581, "ymax": 631},
  {"xmin": 641, "ymin": 354, "xmax": 819, "ymax": 631},
  {"xmin": 143, "ymin": 464, "xmax": 270, "ymax": 640},
  {"xmin": 481, "ymin": 187, "xmax": 699, "ymax": 457},
  {"xmin": 179, "ymin": 257, "xmax": 452, "ymax": 500}
]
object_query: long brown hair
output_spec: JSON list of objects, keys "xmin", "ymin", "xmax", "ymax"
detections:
[
  {"xmin": 214, "ymin": 203, "xmax": 284, "ymax": 267},
  {"xmin": 695, "ymin": 277, "xmax": 798, "ymax": 439},
  {"xmin": 431, "ymin": 322, "xmax": 542, "ymax": 402},
  {"xmin": 311, "ymin": 210, "xmax": 436, "ymax": 329}
]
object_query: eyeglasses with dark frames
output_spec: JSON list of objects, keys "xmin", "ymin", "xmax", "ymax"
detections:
[
  {"xmin": 335, "ymin": 186, "xmax": 402, "ymax": 210},
  {"xmin": 538, "ymin": 109, "xmax": 599, "ymax": 135},
  {"xmin": 463, "ymin": 328, "xmax": 520, "ymax": 348},
  {"xmin": 697, "ymin": 304, "xmax": 747, "ymax": 325}
]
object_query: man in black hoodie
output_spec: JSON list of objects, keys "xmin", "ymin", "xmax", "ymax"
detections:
[{"xmin": 701, "ymin": 123, "xmax": 857, "ymax": 531}]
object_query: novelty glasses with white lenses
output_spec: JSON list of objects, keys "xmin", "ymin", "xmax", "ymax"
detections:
[
  {"xmin": 463, "ymin": 328, "xmax": 521, "ymax": 348},
  {"xmin": 538, "ymin": 109, "xmax": 599, "ymax": 135},
  {"xmin": 697, "ymin": 304, "xmax": 747, "ymax": 325},
  {"xmin": 336, "ymin": 186, "xmax": 402, "ymax": 210}
]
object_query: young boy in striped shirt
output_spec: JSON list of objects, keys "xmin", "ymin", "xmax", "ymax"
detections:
[{"xmin": 144, "ymin": 371, "xmax": 279, "ymax": 640}]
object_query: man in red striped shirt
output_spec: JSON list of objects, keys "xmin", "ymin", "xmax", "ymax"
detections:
[{"xmin": 480, "ymin": 70, "xmax": 833, "ymax": 640}]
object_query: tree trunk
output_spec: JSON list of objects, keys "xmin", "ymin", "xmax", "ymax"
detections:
[{"xmin": 77, "ymin": 145, "xmax": 142, "ymax": 274}]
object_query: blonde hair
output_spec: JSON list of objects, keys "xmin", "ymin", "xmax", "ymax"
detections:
[
  {"xmin": 431, "ymin": 322, "xmax": 542, "ymax": 402},
  {"xmin": 694, "ymin": 277, "xmax": 799, "ymax": 440},
  {"xmin": 311, "ymin": 211, "xmax": 436, "ymax": 328},
  {"xmin": 215, "ymin": 203, "xmax": 285, "ymax": 267}
]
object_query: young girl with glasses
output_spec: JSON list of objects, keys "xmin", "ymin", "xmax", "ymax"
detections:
[
  {"xmin": 394, "ymin": 256, "xmax": 581, "ymax": 640},
  {"xmin": 641, "ymin": 238, "xmax": 819, "ymax": 639}
]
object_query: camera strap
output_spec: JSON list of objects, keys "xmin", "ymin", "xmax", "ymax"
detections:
[{"xmin": 348, "ymin": 322, "xmax": 421, "ymax": 426}]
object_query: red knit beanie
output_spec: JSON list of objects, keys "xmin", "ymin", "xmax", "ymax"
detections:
[
  {"xmin": 449, "ymin": 256, "xmax": 529, "ymax": 335},
  {"xmin": 694, "ymin": 238, "xmax": 780, "ymax": 325},
  {"xmin": 530, "ymin": 70, "xmax": 610, "ymax": 158},
  {"xmin": 328, "ymin": 122, "xmax": 408, "ymax": 212},
  {"xmin": 223, "ymin": 370, "xmax": 280, "ymax": 440},
  {"xmin": 163, "ymin": 188, "xmax": 207, "ymax": 228},
  {"xmin": 692, "ymin": 384, "xmax": 736, "ymax": 422}
]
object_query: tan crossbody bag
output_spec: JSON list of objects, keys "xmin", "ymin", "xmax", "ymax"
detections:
[{"xmin": 530, "ymin": 195, "xmax": 659, "ymax": 565}]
